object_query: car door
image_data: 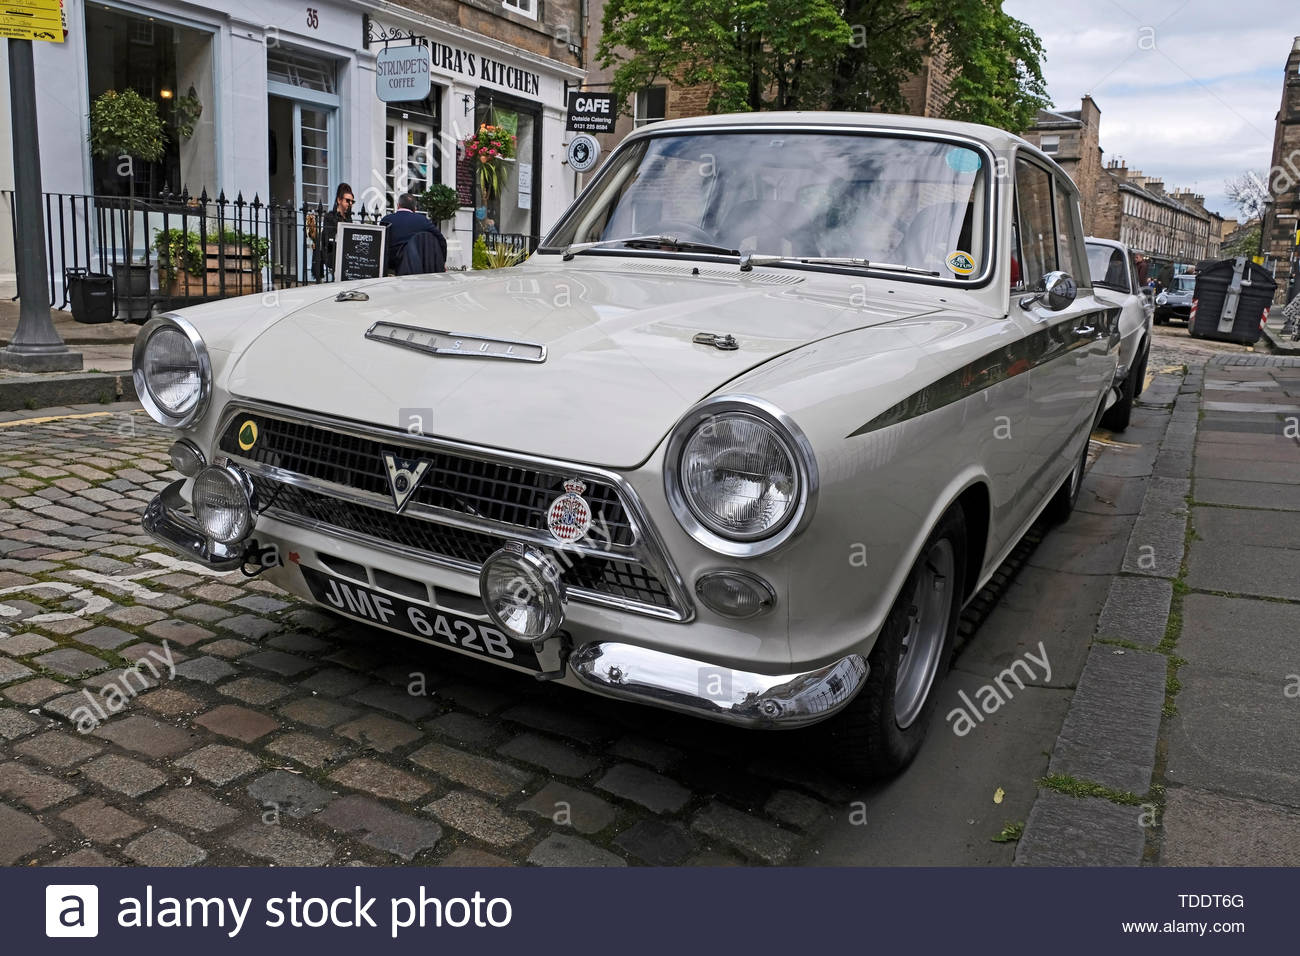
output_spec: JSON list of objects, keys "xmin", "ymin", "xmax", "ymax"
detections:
[{"xmin": 1012, "ymin": 157, "xmax": 1115, "ymax": 507}]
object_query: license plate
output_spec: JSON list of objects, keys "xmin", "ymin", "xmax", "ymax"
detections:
[{"xmin": 300, "ymin": 567, "xmax": 540, "ymax": 672}]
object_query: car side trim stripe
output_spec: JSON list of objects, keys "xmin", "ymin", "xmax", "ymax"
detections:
[{"xmin": 846, "ymin": 307, "xmax": 1119, "ymax": 438}]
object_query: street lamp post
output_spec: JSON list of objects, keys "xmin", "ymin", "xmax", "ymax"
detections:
[{"xmin": 0, "ymin": 39, "xmax": 82, "ymax": 372}]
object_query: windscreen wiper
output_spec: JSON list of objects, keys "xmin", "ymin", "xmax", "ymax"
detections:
[
  {"xmin": 738, "ymin": 253, "xmax": 940, "ymax": 276},
  {"xmin": 562, "ymin": 235, "xmax": 739, "ymax": 260}
]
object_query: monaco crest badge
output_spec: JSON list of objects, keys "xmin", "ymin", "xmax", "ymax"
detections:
[{"xmin": 547, "ymin": 479, "xmax": 592, "ymax": 544}]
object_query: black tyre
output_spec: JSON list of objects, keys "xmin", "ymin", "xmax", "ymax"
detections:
[
  {"xmin": 1044, "ymin": 429, "xmax": 1090, "ymax": 524},
  {"xmin": 826, "ymin": 507, "xmax": 967, "ymax": 781},
  {"xmin": 1101, "ymin": 342, "xmax": 1147, "ymax": 432}
]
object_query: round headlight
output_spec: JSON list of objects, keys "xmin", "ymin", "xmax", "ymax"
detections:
[
  {"xmin": 132, "ymin": 316, "xmax": 211, "ymax": 427},
  {"xmin": 681, "ymin": 413, "xmax": 799, "ymax": 539},
  {"xmin": 192, "ymin": 464, "xmax": 255, "ymax": 545},
  {"xmin": 480, "ymin": 544, "xmax": 566, "ymax": 641},
  {"xmin": 666, "ymin": 398, "xmax": 818, "ymax": 557}
]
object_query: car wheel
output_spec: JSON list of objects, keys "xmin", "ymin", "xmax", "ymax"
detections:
[
  {"xmin": 1101, "ymin": 342, "xmax": 1146, "ymax": 432},
  {"xmin": 826, "ymin": 506, "xmax": 967, "ymax": 781},
  {"xmin": 1044, "ymin": 430, "xmax": 1090, "ymax": 524}
]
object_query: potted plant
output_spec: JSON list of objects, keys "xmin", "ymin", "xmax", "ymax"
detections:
[
  {"xmin": 88, "ymin": 89, "xmax": 165, "ymax": 322},
  {"xmin": 154, "ymin": 226, "xmax": 268, "ymax": 298},
  {"xmin": 472, "ymin": 234, "xmax": 526, "ymax": 270},
  {"xmin": 415, "ymin": 183, "xmax": 461, "ymax": 227},
  {"xmin": 461, "ymin": 124, "xmax": 516, "ymax": 202}
]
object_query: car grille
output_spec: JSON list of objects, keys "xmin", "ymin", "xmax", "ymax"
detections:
[{"xmin": 217, "ymin": 407, "xmax": 687, "ymax": 619}]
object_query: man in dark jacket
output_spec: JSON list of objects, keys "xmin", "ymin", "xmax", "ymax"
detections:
[
  {"xmin": 312, "ymin": 183, "xmax": 354, "ymax": 281},
  {"xmin": 380, "ymin": 193, "xmax": 447, "ymax": 274}
]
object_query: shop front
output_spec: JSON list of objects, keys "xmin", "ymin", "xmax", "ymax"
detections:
[{"xmin": 363, "ymin": 14, "xmax": 583, "ymax": 267}]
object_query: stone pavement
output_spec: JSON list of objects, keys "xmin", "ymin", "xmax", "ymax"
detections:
[
  {"xmin": 1017, "ymin": 353, "xmax": 1300, "ymax": 865},
  {"xmin": 0, "ymin": 302, "xmax": 138, "ymax": 409}
]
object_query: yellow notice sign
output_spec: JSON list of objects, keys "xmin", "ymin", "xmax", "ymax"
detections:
[{"xmin": 0, "ymin": 0, "xmax": 64, "ymax": 42}]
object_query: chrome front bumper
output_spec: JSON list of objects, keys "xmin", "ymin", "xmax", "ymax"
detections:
[
  {"xmin": 570, "ymin": 643, "xmax": 868, "ymax": 728},
  {"xmin": 142, "ymin": 481, "xmax": 869, "ymax": 729},
  {"xmin": 143, "ymin": 479, "xmax": 246, "ymax": 571}
]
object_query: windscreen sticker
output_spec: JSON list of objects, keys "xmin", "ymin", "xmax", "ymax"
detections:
[
  {"xmin": 946, "ymin": 251, "xmax": 976, "ymax": 275},
  {"xmin": 945, "ymin": 148, "xmax": 982, "ymax": 173}
]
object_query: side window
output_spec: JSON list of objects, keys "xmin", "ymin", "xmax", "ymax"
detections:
[
  {"xmin": 1014, "ymin": 158, "xmax": 1054, "ymax": 288},
  {"xmin": 1053, "ymin": 180, "xmax": 1082, "ymax": 282}
]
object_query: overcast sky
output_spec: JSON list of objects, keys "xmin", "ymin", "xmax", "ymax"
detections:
[{"xmin": 1002, "ymin": 0, "xmax": 1298, "ymax": 219}]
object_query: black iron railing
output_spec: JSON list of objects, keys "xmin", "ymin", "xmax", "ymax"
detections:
[
  {"xmin": 2, "ymin": 189, "xmax": 538, "ymax": 319},
  {"xmin": 3, "ymin": 189, "xmax": 396, "ymax": 318}
]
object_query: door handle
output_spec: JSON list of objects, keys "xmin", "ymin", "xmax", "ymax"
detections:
[{"xmin": 1073, "ymin": 324, "xmax": 1096, "ymax": 337}]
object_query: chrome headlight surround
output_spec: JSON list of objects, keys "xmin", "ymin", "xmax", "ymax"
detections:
[
  {"xmin": 132, "ymin": 314, "xmax": 212, "ymax": 428},
  {"xmin": 664, "ymin": 396, "xmax": 818, "ymax": 558}
]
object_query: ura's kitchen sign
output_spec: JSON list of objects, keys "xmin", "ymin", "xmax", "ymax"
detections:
[
  {"xmin": 376, "ymin": 45, "xmax": 431, "ymax": 102},
  {"xmin": 427, "ymin": 41, "xmax": 540, "ymax": 96}
]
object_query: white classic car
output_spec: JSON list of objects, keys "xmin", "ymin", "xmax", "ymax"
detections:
[
  {"xmin": 135, "ymin": 112, "xmax": 1120, "ymax": 778},
  {"xmin": 1086, "ymin": 236, "xmax": 1152, "ymax": 431}
]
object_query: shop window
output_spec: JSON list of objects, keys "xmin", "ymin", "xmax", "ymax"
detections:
[
  {"xmin": 475, "ymin": 98, "xmax": 539, "ymax": 243},
  {"xmin": 85, "ymin": 6, "xmax": 216, "ymax": 200},
  {"xmin": 502, "ymin": 0, "xmax": 537, "ymax": 20},
  {"xmin": 635, "ymin": 86, "xmax": 667, "ymax": 127}
]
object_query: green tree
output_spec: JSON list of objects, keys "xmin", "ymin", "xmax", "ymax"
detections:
[
  {"xmin": 830, "ymin": 0, "xmax": 1048, "ymax": 131},
  {"xmin": 598, "ymin": 0, "xmax": 852, "ymax": 113},
  {"xmin": 931, "ymin": 2, "xmax": 1049, "ymax": 132},
  {"xmin": 1221, "ymin": 223, "xmax": 1260, "ymax": 259},
  {"xmin": 600, "ymin": 0, "xmax": 1049, "ymax": 132}
]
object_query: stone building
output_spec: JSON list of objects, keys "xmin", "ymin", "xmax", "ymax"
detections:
[
  {"xmin": 1262, "ymin": 36, "xmax": 1300, "ymax": 303},
  {"xmin": 1092, "ymin": 161, "xmax": 1220, "ymax": 279},
  {"xmin": 1022, "ymin": 97, "xmax": 1104, "ymax": 235}
]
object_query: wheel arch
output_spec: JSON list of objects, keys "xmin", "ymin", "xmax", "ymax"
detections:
[{"xmin": 951, "ymin": 481, "xmax": 990, "ymax": 605}]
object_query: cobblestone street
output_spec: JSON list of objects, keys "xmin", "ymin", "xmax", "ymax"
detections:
[{"xmin": 0, "ymin": 407, "xmax": 880, "ymax": 867}]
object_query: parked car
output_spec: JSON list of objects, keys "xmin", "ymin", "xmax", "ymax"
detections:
[
  {"xmin": 135, "ymin": 112, "xmax": 1119, "ymax": 779},
  {"xmin": 1155, "ymin": 272, "xmax": 1196, "ymax": 324},
  {"xmin": 1086, "ymin": 237, "xmax": 1153, "ymax": 431}
]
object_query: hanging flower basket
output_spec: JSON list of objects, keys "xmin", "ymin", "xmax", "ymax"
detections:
[{"xmin": 461, "ymin": 124, "xmax": 517, "ymax": 201}]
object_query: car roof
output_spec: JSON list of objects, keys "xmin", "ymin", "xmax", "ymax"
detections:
[
  {"xmin": 625, "ymin": 110, "xmax": 1033, "ymax": 152},
  {"xmin": 1085, "ymin": 237, "xmax": 1126, "ymax": 251}
]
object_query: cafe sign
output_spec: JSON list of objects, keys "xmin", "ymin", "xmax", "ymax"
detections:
[{"xmin": 376, "ymin": 45, "xmax": 431, "ymax": 102}]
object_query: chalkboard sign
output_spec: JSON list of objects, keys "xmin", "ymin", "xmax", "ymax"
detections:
[
  {"xmin": 456, "ymin": 154, "xmax": 475, "ymax": 206},
  {"xmin": 334, "ymin": 223, "xmax": 387, "ymax": 281}
]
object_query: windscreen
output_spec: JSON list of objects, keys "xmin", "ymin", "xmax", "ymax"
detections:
[{"xmin": 544, "ymin": 131, "xmax": 991, "ymax": 281}]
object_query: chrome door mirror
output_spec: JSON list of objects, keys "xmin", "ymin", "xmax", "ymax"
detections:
[{"xmin": 1019, "ymin": 271, "xmax": 1077, "ymax": 312}]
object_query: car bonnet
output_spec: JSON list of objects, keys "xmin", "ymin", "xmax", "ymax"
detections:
[{"xmin": 224, "ymin": 264, "xmax": 941, "ymax": 469}]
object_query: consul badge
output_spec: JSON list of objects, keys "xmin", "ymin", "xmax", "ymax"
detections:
[
  {"xmin": 547, "ymin": 479, "xmax": 592, "ymax": 543},
  {"xmin": 366, "ymin": 321, "xmax": 546, "ymax": 363}
]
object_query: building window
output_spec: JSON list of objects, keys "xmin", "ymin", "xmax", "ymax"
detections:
[
  {"xmin": 1039, "ymin": 135, "xmax": 1059, "ymax": 155},
  {"xmin": 501, "ymin": 0, "xmax": 537, "ymax": 20},
  {"xmin": 267, "ymin": 48, "xmax": 336, "ymax": 93},
  {"xmin": 85, "ymin": 5, "xmax": 216, "ymax": 199},
  {"xmin": 634, "ymin": 86, "xmax": 667, "ymax": 127}
]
